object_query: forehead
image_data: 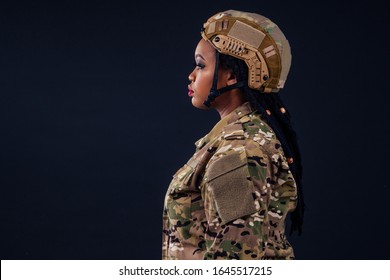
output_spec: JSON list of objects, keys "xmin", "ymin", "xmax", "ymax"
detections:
[{"xmin": 195, "ymin": 39, "xmax": 216, "ymax": 61}]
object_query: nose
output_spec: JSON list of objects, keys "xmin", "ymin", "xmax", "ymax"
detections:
[{"xmin": 188, "ymin": 70, "xmax": 195, "ymax": 83}]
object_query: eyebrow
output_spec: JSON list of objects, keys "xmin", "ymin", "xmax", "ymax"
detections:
[{"xmin": 195, "ymin": 54, "xmax": 206, "ymax": 61}]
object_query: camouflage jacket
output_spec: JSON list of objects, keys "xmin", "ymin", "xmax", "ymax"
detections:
[{"xmin": 162, "ymin": 102, "xmax": 297, "ymax": 260}]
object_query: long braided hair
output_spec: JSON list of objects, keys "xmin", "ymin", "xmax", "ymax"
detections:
[{"xmin": 219, "ymin": 54, "xmax": 304, "ymax": 235}]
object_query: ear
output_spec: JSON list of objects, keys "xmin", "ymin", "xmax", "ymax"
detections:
[{"xmin": 226, "ymin": 70, "xmax": 237, "ymax": 86}]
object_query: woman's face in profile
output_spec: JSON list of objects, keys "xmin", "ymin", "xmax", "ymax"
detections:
[
  {"xmin": 188, "ymin": 39, "xmax": 231, "ymax": 109},
  {"xmin": 188, "ymin": 39, "xmax": 216, "ymax": 109}
]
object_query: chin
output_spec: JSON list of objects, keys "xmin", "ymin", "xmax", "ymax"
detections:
[{"xmin": 191, "ymin": 98, "xmax": 209, "ymax": 110}]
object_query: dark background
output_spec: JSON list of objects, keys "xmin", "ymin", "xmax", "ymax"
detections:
[{"xmin": 1, "ymin": 0, "xmax": 389, "ymax": 259}]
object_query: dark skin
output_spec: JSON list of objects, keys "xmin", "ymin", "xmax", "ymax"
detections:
[{"xmin": 188, "ymin": 39, "xmax": 247, "ymax": 119}]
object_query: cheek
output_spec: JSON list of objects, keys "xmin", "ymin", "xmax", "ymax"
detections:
[{"xmin": 196, "ymin": 72, "xmax": 213, "ymax": 91}]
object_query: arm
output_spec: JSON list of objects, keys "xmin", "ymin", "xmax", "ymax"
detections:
[{"xmin": 200, "ymin": 139, "xmax": 296, "ymax": 259}]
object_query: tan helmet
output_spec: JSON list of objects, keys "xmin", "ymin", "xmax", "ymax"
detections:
[{"xmin": 201, "ymin": 10, "xmax": 291, "ymax": 93}]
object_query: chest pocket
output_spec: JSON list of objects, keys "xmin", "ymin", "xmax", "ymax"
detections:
[
  {"xmin": 165, "ymin": 162, "xmax": 196, "ymax": 224},
  {"xmin": 169, "ymin": 164, "xmax": 194, "ymax": 192},
  {"xmin": 206, "ymin": 152, "xmax": 258, "ymax": 225}
]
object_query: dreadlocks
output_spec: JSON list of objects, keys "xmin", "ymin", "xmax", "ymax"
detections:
[{"xmin": 219, "ymin": 54, "xmax": 305, "ymax": 235}]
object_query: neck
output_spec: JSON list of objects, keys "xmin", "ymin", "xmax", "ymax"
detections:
[{"xmin": 214, "ymin": 88, "xmax": 247, "ymax": 119}]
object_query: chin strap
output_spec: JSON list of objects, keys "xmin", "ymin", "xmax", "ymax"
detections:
[{"xmin": 203, "ymin": 51, "xmax": 246, "ymax": 107}]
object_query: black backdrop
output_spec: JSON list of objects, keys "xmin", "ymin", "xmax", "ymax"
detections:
[{"xmin": 1, "ymin": 0, "xmax": 389, "ymax": 259}]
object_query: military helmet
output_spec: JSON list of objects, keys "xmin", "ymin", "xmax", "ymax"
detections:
[{"xmin": 201, "ymin": 10, "xmax": 291, "ymax": 93}]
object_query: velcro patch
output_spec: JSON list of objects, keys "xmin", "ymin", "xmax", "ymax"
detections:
[{"xmin": 206, "ymin": 153, "xmax": 257, "ymax": 224}]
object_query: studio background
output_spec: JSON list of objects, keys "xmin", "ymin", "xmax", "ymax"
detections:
[{"xmin": 1, "ymin": 0, "xmax": 389, "ymax": 259}]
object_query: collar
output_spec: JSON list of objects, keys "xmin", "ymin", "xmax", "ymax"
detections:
[{"xmin": 194, "ymin": 102, "xmax": 254, "ymax": 149}]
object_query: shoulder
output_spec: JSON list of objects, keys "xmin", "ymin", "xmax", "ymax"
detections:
[
  {"xmin": 205, "ymin": 111, "xmax": 288, "ymax": 179},
  {"xmin": 218, "ymin": 111, "xmax": 281, "ymax": 156},
  {"xmin": 204, "ymin": 113, "xmax": 270, "ymax": 178}
]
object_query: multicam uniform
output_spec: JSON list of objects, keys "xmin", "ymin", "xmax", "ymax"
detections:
[{"xmin": 162, "ymin": 102, "xmax": 297, "ymax": 259}]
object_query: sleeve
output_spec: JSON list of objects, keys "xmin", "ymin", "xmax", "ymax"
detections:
[{"xmin": 200, "ymin": 139, "xmax": 296, "ymax": 260}]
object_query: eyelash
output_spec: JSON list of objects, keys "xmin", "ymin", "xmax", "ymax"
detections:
[{"xmin": 194, "ymin": 62, "xmax": 205, "ymax": 70}]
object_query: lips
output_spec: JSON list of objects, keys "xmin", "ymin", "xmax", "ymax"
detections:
[{"xmin": 188, "ymin": 87, "xmax": 194, "ymax": 97}]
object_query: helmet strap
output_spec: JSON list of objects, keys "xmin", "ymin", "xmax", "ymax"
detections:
[{"xmin": 203, "ymin": 51, "xmax": 246, "ymax": 107}]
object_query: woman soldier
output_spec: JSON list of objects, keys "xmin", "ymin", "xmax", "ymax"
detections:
[{"xmin": 162, "ymin": 10, "xmax": 304, "ymax": 260}]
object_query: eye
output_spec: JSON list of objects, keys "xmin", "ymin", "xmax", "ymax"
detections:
[{"xmin": 193, "ymin": 62, "xmax": 205, "ymax": 70}]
